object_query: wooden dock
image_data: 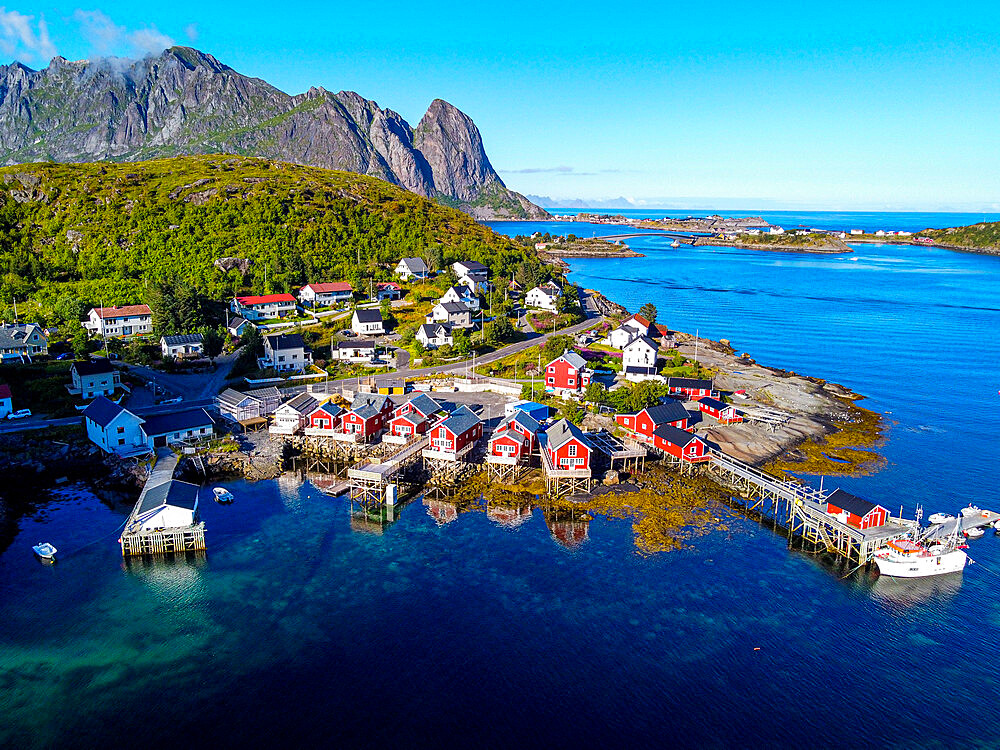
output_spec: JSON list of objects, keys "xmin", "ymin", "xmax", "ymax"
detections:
[
  {"xmin": 119, "ymin": 449, "xmax": 207, "ymax": 557},
  {"xmin": 705, "ymin": 448, "xmax": 916, "ymax": 564}
]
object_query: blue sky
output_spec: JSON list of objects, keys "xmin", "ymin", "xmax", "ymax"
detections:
[{"xmin": 3, "ymin": 2, "xmax": 1000, "ymax": 209}]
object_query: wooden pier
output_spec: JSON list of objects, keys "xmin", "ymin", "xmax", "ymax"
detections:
[
  {"xmin": 538, "ymin": 432, "xmax": 591, "ymax": 497},
  {"xmin": 347, "ymin": 435, "xmax": 428, "ymax": 505},
  {"xmin": 704, "ymin": 448, "xmax": 914, "ymax": 564},
  {"xmin": 119, "ymin": 449, "xmax": 207, "ymax": 557}
]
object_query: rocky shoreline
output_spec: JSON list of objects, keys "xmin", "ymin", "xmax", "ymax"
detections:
[{"xmin": 694, "ymin": 237, "xmax": 852, "ymax": 254}]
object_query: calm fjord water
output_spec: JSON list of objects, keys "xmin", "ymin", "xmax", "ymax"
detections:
[{"xmin": 2, "ymin": 213, "xmax": 1000, "ymax": 749}]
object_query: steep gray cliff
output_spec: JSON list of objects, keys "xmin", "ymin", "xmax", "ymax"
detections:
[{"xmin": 0, "ymin": 47, "xmax": 547, "ymax": 220}]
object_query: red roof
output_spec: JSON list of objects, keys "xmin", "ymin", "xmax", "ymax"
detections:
[
  {"xmin": 0, "ymin": 384, "xmax": 10, "ymax": 400},
  {"xmin": 302, "ymin": 282, "xmax": 353, "ymax": 294},
  {"xmin": 628, "ymin": 313, "xmax": 652, "ymax": 328},
  {"xmin": 92, "ymin": 304, "xmax": 151, "ymax": 319},
  {"xmin": 236, "ymin": 294, "xmax": 296, "ymax": 306},
  {"xmin": 377, "ymin": 282, "xmax": 401, "ymax": 290},
  {"xmin": 656, "ymin": 324, "xmax": 669, "ymax": 335}
]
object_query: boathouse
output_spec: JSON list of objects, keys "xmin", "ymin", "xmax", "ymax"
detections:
[
  {"xmin": 651, "ymin": 424, "xmax": 711, "ymax": 462},
  {"xmin": 667, "ymin": 377, "xmax": 715, "ymax": 400},
  {"xmin": 389, "ymin": 410, "xmax": 429, "ymax": 439},
  {"xmin": 698, "ymin": 397, "xmax": 743, "ymax": 424},
  {"xmin": 269, "ymin": 393, "xmax": 320, "ymax": 435},
  {"xmin": 616, "ymin": 401, "xmax": 691, "ymax": 437},
  {"xmin": 826, "ymin": 489, "xmax": 889, "ymax": 530},
  {"xmin": 395, "ymin": 393, "xmax": 445, "ymax": 420},
  {"xmin": 304, "ymin": 401, "xmax": 344, "ymax": 435},
  {"xmin": 544, "ymin": 351, "xmax": 592, "ymax": 393},
  {"xmin": 425, "ymin": 405, "xmax": 483, "ymax": 461},
  {"xmin": 543, "ymin": 418, "xmax": 592, "ymax": 471},
  {"xmin": 341, "ymin": 393, "xmax": 395, "ymax": 440},
  {"xmin": 132, "ymin": 479, "xmax": 200, "ymax": 532}
]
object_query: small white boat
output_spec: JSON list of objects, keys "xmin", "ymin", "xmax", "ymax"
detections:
[
  {"xmin": 670, "ymin": 240, "xmax": 680, "ymax": 248},
  {"xmin": 993, "ymin": 519, "xmax": 1000, "ymax": 531},
  {"xmin": 960, "ymin": 505, "xmax": 986, "ymax": 518},
  {"xmin": 213, "ymin": 487, "xmax": 234, "ymax": 504},
  {"xmin": 927, "ymin": 512, "xmax": 955, "ymax": 525},
  {"xmin": 32, "ymin": 542, "xmax": 57, "ymax": 562},
  {"xmin": 874, "ymin": 539, "xmax": 967, "ymax": 578},
  {"xmin": 965, "ymin": 527, "xmax": 985, "ymax": 539}
]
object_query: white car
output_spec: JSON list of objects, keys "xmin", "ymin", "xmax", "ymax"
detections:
[{"xmin": 6, "ymin": 409, "xmax": 32, "ymax": 420}]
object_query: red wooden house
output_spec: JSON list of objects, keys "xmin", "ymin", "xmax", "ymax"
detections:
[
  {"xmin": 543, "ymin": 418, "xmax": 592, "ymax": 471},
  {"xmin": 667, "ymin": 377, "xmax": 715, "ymax": 400},
  {"xmin": 389, "ymin": 411, "xmax": 429, "ymax": 439},
  {"xmin": 544, "ymin": 351, "xmax": 592, "ymax": 393},
  {"xmin": 305, "ymin": 401, "xmax": 344, "ymax": 433},
  {"xmin": 826, "ymin": 489, "xmax": 889, "ymax": 530},
  {"xmin": 488, "ymin": 428, "xmax": 526, "ymax": 460},
  {"xmin": 651, "ymin": 424, "xmax": 711, "ymax": 462},
  {"xmin": 616, "ymin": 401, "xmax": 691, "ymax": 438},
  {"xmin": 426, "ymin": 406, "xmax": 483, "ymax": 459},
  {"xmin": 698, "ymin": 397, "xmax": 743, "ymax": 424},
  {"xmin": 340, "ymin": 393, "xmax": 394, "ymax": 441},
  {"xmin": 393, "ymin": 393, "xmax": 444, "ymax": 420}
]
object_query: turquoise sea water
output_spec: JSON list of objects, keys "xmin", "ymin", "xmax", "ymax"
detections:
[{"xmin": 3, "ymin": 212, "xmax": 1000, "ymax": 748}]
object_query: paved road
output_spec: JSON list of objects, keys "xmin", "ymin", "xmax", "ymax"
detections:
[{"xmin": 0, "ymin": 297, "xmax": 602, "ymax": 435}]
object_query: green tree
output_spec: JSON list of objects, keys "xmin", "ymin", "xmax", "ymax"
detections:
[
  {"xmin": 71, "ymin": 325, "xmax": 90, "ymax": 357},
  {"xmin": 541, "ymin": 334, "xmax": 575, "ymax": 363},
  {"xmin": 199, "ymin": 325, "xmax": 225, "ymax": 363},
  {"xmin": 583, "ymin": 381, "xmax": 607, "ymax": 405},
  {"xmin": 639, "ymin": 302, "xmax": 658, "ymax": 324},
  {"xmin": 452, "ymin": 328, "xmax": 471, "ymax": 355}
]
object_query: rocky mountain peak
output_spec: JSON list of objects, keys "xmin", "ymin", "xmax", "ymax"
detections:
[{"xmin": 0, "ymin": 48, "xmax": 548, "ymax": 220}]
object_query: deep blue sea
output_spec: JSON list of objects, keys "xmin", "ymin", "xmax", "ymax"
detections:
[{"xmin": 2, "ymin": 211, "xmax": 1000, "ymax": 749}]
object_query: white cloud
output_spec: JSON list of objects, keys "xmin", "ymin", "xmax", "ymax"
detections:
[
  {"xmin": 73, "ymin": 9, "xmax": 125, "ymax": 57},
  {"xmin": 128, "ymin": 26, "xmax": 173, "ymax": 56},
  {"xmin": 184, "ymin": 23, "xmax": 198, "ymax": 42},
  {"xmin": 0, "ymin": 7, "xmax": 56, "ymax": 63}
]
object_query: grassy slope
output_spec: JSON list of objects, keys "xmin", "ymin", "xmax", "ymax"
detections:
[
  {"xmin": 0, "ymin": 155, "xmax": 547, "ymax": 322},
  {"xmin": 922, "ymin": 222, "xmax": 1000, "ymax": 251}
]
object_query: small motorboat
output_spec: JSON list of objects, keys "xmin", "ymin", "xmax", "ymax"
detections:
[
  {"xmin": 965, "ymin": 527, "xmax": 985, "ymax": 539},
  {"xmin": 213, "ymin": 487, "xmax": 235, "ymax": 504},
  {"xmin": 928, "ymin": 512, "xmax": 955, "ymax": 525},
  {"xmin": 993, "ymin": 519, "xmax": 1000, "ymax": 531},
  {"xmin": 32, "ymin": 542, "xmax": 57, "ymax": 562},
  {"xmin": 960, "ymin": 505, "xmax": 985, "ymax": 518}
]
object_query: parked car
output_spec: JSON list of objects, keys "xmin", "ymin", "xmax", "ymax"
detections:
[
  {"xmin": 160, "ymin": 396, "xmax": 183, "ymax": 405},
  {"xmin": 55, "ymin": 353, "xmax": 72, "ymax": 360},
  {"xmin": 7, "ymin": 409, "xmax": 32, "ymax": 420}
]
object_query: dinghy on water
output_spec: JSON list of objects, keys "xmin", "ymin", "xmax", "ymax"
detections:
[
  {"xmin": 213, "ymin": 487, "xmax": 234, "ymax": 504},
  {"xmin": 32, "ymin": 542, "xmax": 57, "ymax": 562}
]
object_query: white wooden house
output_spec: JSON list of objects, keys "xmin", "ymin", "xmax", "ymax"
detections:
[
  {"xmin": 84, "ymin": 305, "xmax": 153, "ymax": 338},
  {"xmin": 351, "ymin": 309, "xmax": 385, "ymax": 336},
  {"xmin": 298, "ymin": 282, "xmax": 354, "ymax": 307},
  {"xmin": 525, "ymin": 285, "xmax": 560, "ymax": 311},
  {"xmin": 622, "ymin": 336, "xmax": 660, "ymax": 381},
  {"xmin": 262, "ymin": 333, "xmax": 312, "ymax": 372},
  {"xmin": 395, "ymin": 257, "xmax": 430, "ymax": 280},
  {"xmin": 0, "ymin": 323, "xmax": 48, "ymax": 362},
  {"xmin": 160, "ymin": 333, "xmax": 204, "ymax": 358},
  {"xmin": 416, "ymin": 323, "xmax": 453, "ymax": 349},
  {"xmin": 440, "ymin": 285, "xmax": 480, "ymax": 312},
  {"xmin": 269, "ymin": 393, "xmax": 320, "ymax": 435},
  {"xmin": 133, "ymin": 480, "xmax": 200, "ymax": 532}
]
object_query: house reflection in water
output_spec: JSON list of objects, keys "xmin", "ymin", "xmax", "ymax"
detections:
[
  {"xmin": 486, "ymin": 503, "xmax": 533, "ymax": 529},
  {"xmin": 545, "ymin": 510, "xmax": 591, "ymax": 549},
  {"xmin": 350, "ymin": 500, "xmax": 399, "ymax": 535},
  {"xmin": 423, "ymin": 497, "xmax": 459, "ymax": 526}
]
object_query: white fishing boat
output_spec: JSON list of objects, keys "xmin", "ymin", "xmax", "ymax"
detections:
[
  {"xmin": 961, "ymin": 504, "xmax": 986, "ymax": 518},
  {"xmin": 927, "ymin": 512, "xmax": 955, "ymax": 524},
  {"xmin": 670, "ymin": 240, "xmax": 680, "ymax": 248},
  {"xmin": 213, "ymin": 487, "xmax": 235, "ymax": 504},
  {"xmin": 964, "ymin": 527, "xmax": 985, "ymax": 539},
  {"xmin": 32, "ymin": 542, "xmax": 57, "ymax": 562},
  {"xmin": 874, "ymin": 539, "xmax": 967, "ymax": 578}
]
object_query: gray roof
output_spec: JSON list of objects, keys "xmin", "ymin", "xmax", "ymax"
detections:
[
  {"xmin": 407, "ymin": 393, "xmax": 444, "ymax": 417},
  {"xmin": 641, "ymin": 401, "xmax": 690, "ymax": 425},
  {"xmin": 398, "ymin": 257, "xmax": 429, "ymax": 272},
  {"xmin": 455, "ymin": 260, "xmax": 487, "ymax": 273},
  {"xmin": 351, "ymin": 392, "xmax": 392, "ymax": 414},
  {"xmin": 247, "ymin": 386, "xmax": 282, "ymax": 402},
  {"xmin": 828, "ymin": 489, "xmax": 884, "ymax": 517},
  {"xmin": 624, "ymin": 335, "xmax": 659, "ymax": 351},
  {"xmin": 228, "ymin": 316, "xmax": 248, "ymax": 328},
  {"xmin": 0, "ymin": 323, "xmax": 44, "ymax": 349},
  {"xmin": 418, "ymin": 323, "xmax": 451, "ymax": 339},
  {"xmin": 336, "ymin": 339, "xmax": 375, "ymax": 350},
  {"xmin": 652, "ymin": 423, "xmax": 701, "ymax": 447},
  {"xmin": 353, "ymin": 309, "xmax": 383, "ymax": 324},
  {"xmin": 217, "ymin": 388, "xmax": 252, "ymax": 409},
  {"xmin": 440, "ymin": 301, "xmax": 469, "ymax": 315},
  {"xmin": 545, "ymin": 418, "xmax": 589, "ymax": 451},
  {"xmin": 509, "ymin": 409, "xmax": 541, "ymax": 434},
  {"xmin": 446, "ymin": 285, "xmax": 472, "ymax": 298},
  {"xmin": 82, "ymin": 395, "xmax": 135, "ymax": 428},
  {"xmin": 141, "ymin": 408, "xmax": 214, "ymax": 437},
  {"xmin": 73, "ymin": 358, "xmax": 115, "ymax": 376},
  {"xmin": 439, "ymin": 404, "xmax": 481, "ymax": 436},
  {"xmin": 557, "ymin": 350, "xmax": 588, "ymax": 370},
  {"xmin": 668, "ymin": 377, "xmax": 714, "ymax": 391},
  {"xmin": 698, "ymin": 397, "xmax": 729, "ymax": 412},
  {"xmin": 138, "ymin": 479, "xmax": 199, "ymax": 515},
  {"xmin": 624, "ymin": 365, "xmax": 659, "ymax": 376},
  {"xmin": 266, "ymin": 333, "xmax": 306, "ymax": 351},
  {"xmin": 279, "ymin": 392, "xmax": 319, "ymax": 415},
  {"xmin": 161, "ymin": 333, "xmax": 204, "ymax": 346}
]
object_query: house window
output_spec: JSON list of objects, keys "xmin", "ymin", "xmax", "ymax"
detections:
[
  {"xmin": 117, "ymin": 426, "xmax": 125, "ymax": 434},
  {"xmin": 547, "ymin": 377, "xmax": 554, "ymax": 385},
  {"xmin": 547, "ymin": 366, "xmax": 555, "ymax": 373},
  {"xmin": 118, "ymin": 438, "xmax": 125, "ymax": 446},
  {"xmin": 568, "ymin": 444, "xmax": 577, "ymax": 457}
]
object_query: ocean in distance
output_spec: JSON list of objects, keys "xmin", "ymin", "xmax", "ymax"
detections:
[{"xmin": 1, "ymin": 210, "xmax": 999, "ymax": 748}]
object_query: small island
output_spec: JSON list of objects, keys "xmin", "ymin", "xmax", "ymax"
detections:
[{"xmin": 695, "ymin": 232, "xmax": 853, "ymax": 254}]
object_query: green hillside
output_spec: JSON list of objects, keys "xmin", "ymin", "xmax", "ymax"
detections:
[
  {"xmin": 0, "ymin": 155, "xmax": 548, "ymax": 325},
  {"xmin": 922, "ymin": 222, "xmax": 1000, "ymax": 251}
]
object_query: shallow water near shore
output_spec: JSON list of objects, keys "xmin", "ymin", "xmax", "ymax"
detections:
[{"xmin": 3, "ymin": 214, "xmax": 1000, "ymax": 747}]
